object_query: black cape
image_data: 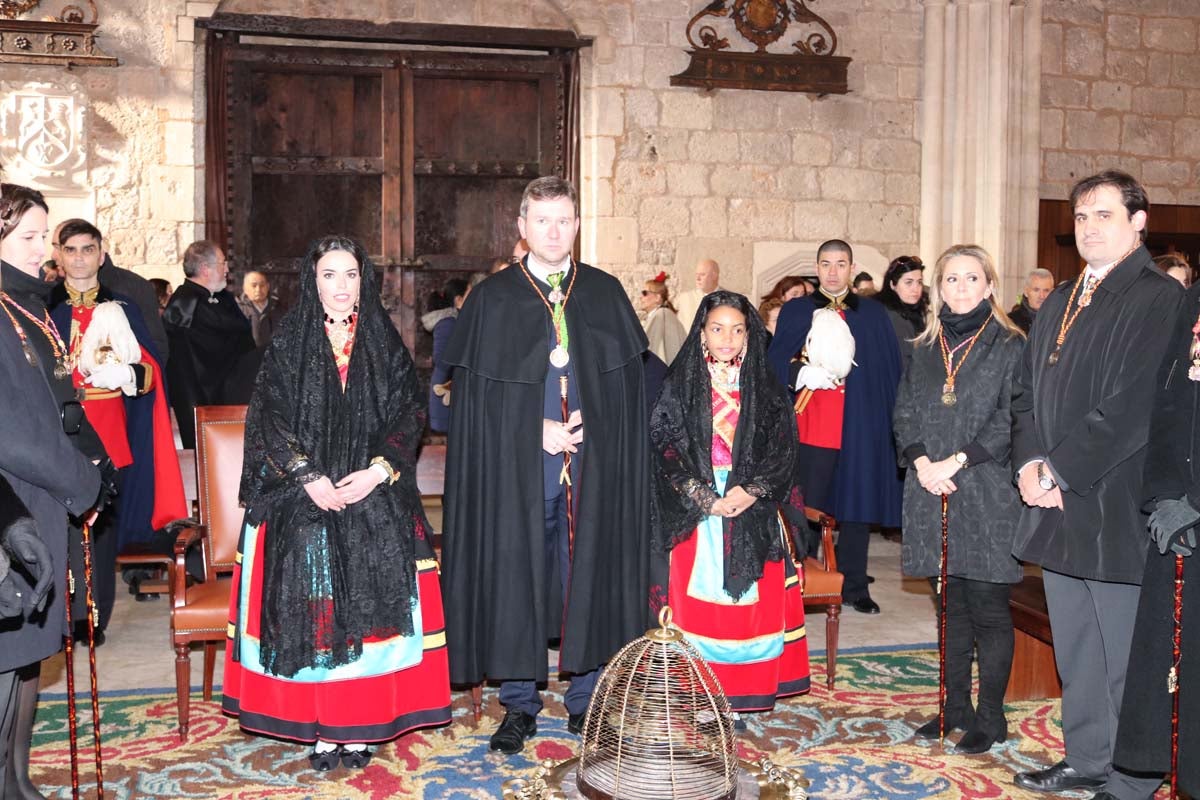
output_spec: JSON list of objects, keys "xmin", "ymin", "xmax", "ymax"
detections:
[
  {"xmin": 163, "ymin": 280, "xmax": 255, "ymax": 448},
  {"xmin": 441, "ymin": 261, "xmax": 652, "ymax": 682},
  {"xmin": 1113, "ymin": 280, "xmax": 1200, "ymax": 794},
  {"xmin": 1011, "ymin": 246, "xmax": 1184, "ymax": 583}
]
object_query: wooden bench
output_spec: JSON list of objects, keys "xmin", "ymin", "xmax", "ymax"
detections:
[{"xmin": 1006, "ymin": 574, "xmax": 1062, "ymax": 702}]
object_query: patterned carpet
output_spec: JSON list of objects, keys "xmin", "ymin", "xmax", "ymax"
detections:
[{"xmin": 29, "ymin": 646, "xmax": 1171, "ymax": 799}]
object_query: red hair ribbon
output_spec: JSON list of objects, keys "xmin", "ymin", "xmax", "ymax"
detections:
[{"xmin": 653, "ymin": 271, "xmax": 668, "ymax": 283}]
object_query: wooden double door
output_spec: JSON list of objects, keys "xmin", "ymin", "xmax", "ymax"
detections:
[{"xmin": 206, "ymin": 30, "xmax": 577, "ymax": 363}]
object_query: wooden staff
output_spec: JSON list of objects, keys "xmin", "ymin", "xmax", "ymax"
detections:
[
  {"xmin": 938, "ymin": 493, "xmax": 949, "ymax": 743},
  {"xmin": 559, "ymin": 375, "xmax": 576, "ymax": 561},
  {"xmin": 80, "ymin": 519, "xmax": 105, "ymax": 799},
  {"xmin": 64, "ymin": 567, "xmax": 80, "ymax": 800},
  {"xmin": 1170, "ymin": 552, "xmax": 1185, "ymax": 800}
]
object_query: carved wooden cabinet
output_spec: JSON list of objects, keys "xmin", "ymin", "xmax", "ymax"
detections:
[{"xmin": 203, "ymin": 16, "xmax": 583, "ymax": 385}]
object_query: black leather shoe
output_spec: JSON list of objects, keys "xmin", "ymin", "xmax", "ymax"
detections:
[
  {"xmin": 913, "ymin": 717, "xmax": 965, "ymax": 740},
  {"xmin": 1013, "ymin": 761, "xmax": 1104, "ymax": 792},
  {"xmin": 953, "ymin": 729, "xmax": 1003, "ymax": 754},
  {"xmin": 308, "ymin": 746, "xmax": 342, "ymax": 771},
  {"xmin": 340, "ymin": 747, "xmax": 372, "ymax": 769},
  {"xmin": 490, "ymin": 710, "xmax": 538, "ymax": 754},
  {"xmin": 567, "ymin": 712, "xmax": 586, "ymax": 735},
  {"xmin": 850, "ymin": 597, "xmax": 880, "ymax": 614}
]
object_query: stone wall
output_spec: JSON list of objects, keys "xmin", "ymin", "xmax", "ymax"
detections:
[
  {"xmin": 1041, "ymin": 0, "xmax": 1200, "ymax": 206},
  {"xmin": 1, "ymin": 0, "xmax": 927, "ymax": 297},
  {"xmin": 0, "ymin": 1, "xmax": 211, "ymax": 283}
]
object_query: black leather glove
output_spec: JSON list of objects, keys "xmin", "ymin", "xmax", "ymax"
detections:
[
  {"xmin": 3, "ymin": 524, "xmax": 54, "ymax": 612},
  {"xmin": 1149, "ymin": 498, "xmax": 1200, "ymax": 557},
  {"xmin": 93, "ymin": 456, "xmax": 120, "ymax": 515}
]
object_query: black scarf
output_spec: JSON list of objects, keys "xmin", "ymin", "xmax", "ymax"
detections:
[
  {"xmin": 939, "ymin": 298, "xmax": 993, "ymax": 345},
  {"xmin": 897, "ymin": 300, "xmax": 927, "ymax": 336},
  {"xmin": 239, "ymin": 237, "xmax": 425, "ymax": 678},
  {"xmin": 650, "ymin": 291, "xmax": 799, "ymax": 600}
]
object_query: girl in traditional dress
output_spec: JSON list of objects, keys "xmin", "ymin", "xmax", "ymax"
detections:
[
  {"xmin": 223, "ymin": 235, "xmax": 450, "ymax": 769},
  {"xmin": 892, "ymin": 244, "xmax": 1025, "ymax": 754},
  {"xmin": 650, "ymin": 290, "xmax": 809, "ymax": 715}
]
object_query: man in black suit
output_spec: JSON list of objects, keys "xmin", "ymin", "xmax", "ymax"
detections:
[{"xmin": 1010, "ymin": 170, "xmax": 1183, "ymax": 799}]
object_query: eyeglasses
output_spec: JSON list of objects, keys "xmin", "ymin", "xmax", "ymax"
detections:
[{"xmin": 640, "ymin": 290, "xmax": 651, "ymax": 296}]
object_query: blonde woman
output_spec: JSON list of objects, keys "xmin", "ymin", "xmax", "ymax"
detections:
[
  {"xmin": 641, "ymin": 271, "xmax": 687, "ymax": 365},
  {"xmin": 892, "ymin": 244, "xmax": 1025, "ymax": 755}
]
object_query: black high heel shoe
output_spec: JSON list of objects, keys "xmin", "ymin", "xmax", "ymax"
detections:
[{"xmin": 308, "ymin": 746, "xmax": 342, "ymax": 771}]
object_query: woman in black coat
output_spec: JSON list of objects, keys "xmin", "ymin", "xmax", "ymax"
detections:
[
  {"xmin": 892, "ymin": 244, "xmax": 1026, "ymax": 755},
  {"xmin": 1, "ymin": 183, "xmax": 103, "ymax": 798}
]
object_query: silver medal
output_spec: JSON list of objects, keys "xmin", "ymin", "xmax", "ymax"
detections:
[{"xmin": 549, "ymin": 345, "xmax": 570, "ymax": 368}]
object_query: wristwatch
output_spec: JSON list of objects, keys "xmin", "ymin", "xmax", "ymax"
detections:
[
  {"xmin": 954, "ymin": 451, "xmax": 969, "ymax": 469},
  {"xmin": 1036, "ymin": 461, "xmax": 1057, "ymax": 491}
]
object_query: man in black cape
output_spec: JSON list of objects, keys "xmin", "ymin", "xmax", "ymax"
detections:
[
  {"xmin": 163, "ymin": 240, "xmax": 255, "ymax": 448},
  {"xmin": 1110, "ymin": 279, "xmax": 1200, "ymax": 798},
  {"xmin": 1010, "ymin": 170, "xmax": 1183, "ymax": 799},
  {"xmin": 441, "ymin": 177, "xmax": 651, "ymax": 755}
]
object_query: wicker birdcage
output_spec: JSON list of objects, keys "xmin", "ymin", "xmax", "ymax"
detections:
[{"xmin": 576, "ymin": 607, "xmax": 740, "ymax": 800}]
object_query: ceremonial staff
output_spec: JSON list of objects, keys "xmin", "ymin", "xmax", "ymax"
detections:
[
  {"xmin": 64, "ymin": 569, "xmax": 79, "ymax": 799},
  {"xmin": 64, "ymin": 517, "xmax": 106, "ymax": 799},
  {"xmin": 560, "ymin": 375, "xmax": 576, "ymax": 560},
  {"xmin": 1170, "ymin": 553, "xmax": 1185, "ymax": 800},
  {"xmin": 938, "ymin": 493, "xmax": 949, "ymax": 742}
]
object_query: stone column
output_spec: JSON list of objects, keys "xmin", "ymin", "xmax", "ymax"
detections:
[{"xmin": 919, "ymin": 0, "xmax": 1041, "ymax": 300}]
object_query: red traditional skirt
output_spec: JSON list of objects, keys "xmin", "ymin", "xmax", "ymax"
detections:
[
  {"xmin": 222, "ymin": 522, "xmax": 452, "ymax": 743},
  {"xmin": 668, "ymin": 526, "xmax": 810, "ymax": 712}
]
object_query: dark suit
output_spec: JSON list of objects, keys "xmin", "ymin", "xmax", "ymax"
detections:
[{"xmin": 1011, "ymin": 245, "xmax": 1182, "ymax": 797}]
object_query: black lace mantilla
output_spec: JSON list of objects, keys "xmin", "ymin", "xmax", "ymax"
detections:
[
  {"xmin": 649, "ymin": 290, "xmax": 800, "ymax": 600},
  {"xmin": 239, "ymin": 236, "xmax": 426, "ymax": 679}
]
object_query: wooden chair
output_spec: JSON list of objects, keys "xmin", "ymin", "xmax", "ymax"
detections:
[
  {"xmin": 798, "ymin": 507, "xmax": 844, "ymax": 689},
  {"xmin": 170, "ymin": 405, "xmax": 246, "ymax": 741}
]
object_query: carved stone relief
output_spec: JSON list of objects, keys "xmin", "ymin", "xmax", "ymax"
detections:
[{"xmin": 0, "ymin": 79, "xmax": 88, "ymax": 191}]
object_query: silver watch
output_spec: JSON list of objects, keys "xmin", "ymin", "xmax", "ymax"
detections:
[
  {"xmin": 1036, "ymin": 461, "xmax": 1056, "ymax": 491},
  {"xmin": 954, "ymin": 451, "xmax": 969, "ymax": 468}
]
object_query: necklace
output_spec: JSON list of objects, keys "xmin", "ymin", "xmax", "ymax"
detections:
[
  {"xmin": 519, "ymin": 262, "xmax": 578, "ymax": 368},
  {"xmin": 0, "ymin": 292, "xmax": 70, "ymax": 378},
  {"xmin": 1048, "ymin": 243, "xmax": 1136, "ymax": 366},
  {"xmin": 937, "ymin": 317, "xmax": 990, "ymax": 406}
]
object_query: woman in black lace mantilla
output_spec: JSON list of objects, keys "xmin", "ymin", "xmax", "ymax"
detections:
[
  {"xmin": 650, "ymin": 290, "xmax": 810, "ymax": 713},
  {"xmin": 223, "ymin": 235, "xmax": 450, "ymax": 769}
]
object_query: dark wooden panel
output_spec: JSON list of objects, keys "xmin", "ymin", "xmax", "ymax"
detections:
[
  {"xmin": 414, "ymin": 176, "xmax": 527, "ymax": 258},
  {"xmin": 250, "ymin": 71, "xmax": 382, "ymax": 158},
  {"xmin": 249, "ymin": 173, "xmax": 383, "ymax": 261},
  {"xmin": 199, "ymin": 13, "xmax": 592, "ymax": 51},
  {"xmin": 412, "ymin": 77, "xmax": 541, "ymax": 163}
]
